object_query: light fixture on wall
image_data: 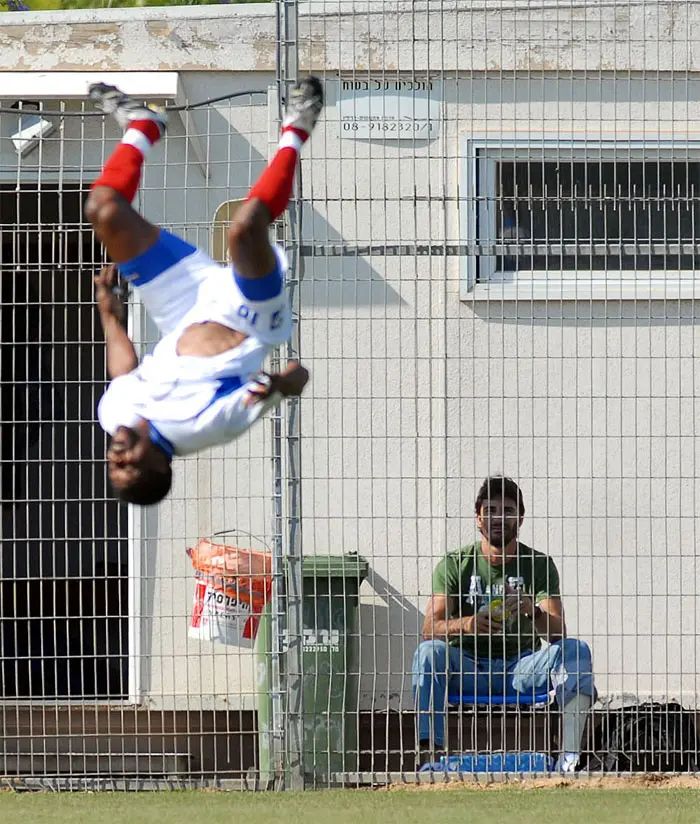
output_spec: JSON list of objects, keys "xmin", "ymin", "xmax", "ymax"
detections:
[{"xmin": 9, "ymin": 100, "xmax": 55, "ymax": 158}]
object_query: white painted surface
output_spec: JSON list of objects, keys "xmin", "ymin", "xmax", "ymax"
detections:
[{"xmin": 0, "ymin": 71, "xmax": 179, "ymax": 100}]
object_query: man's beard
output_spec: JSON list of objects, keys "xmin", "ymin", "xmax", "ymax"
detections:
[{"xmin": 481, "ymin": 522, "xmax": 518, "ymax": 549}]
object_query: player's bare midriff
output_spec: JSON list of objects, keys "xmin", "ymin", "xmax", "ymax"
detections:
[{"xmin": 175, "ymin": 322, "xmax": 248, "ymax": 357}]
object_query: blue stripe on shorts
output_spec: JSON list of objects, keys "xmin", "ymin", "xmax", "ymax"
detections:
[
  {"xmin": 211, "ymin": 374, "xmax": 243, "ymax": 404},
  {"xmin": 118, "ymin": 229, "xmax": 198, "ymax": 287}
]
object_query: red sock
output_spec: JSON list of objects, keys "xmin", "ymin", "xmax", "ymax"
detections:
[
  {"xmin": 247, "ymin": 128, "xmax": 307, "ymax": 221},
  {"xmin": 91, "ymin": 119, "xmax": 162, "ymax": 203}
]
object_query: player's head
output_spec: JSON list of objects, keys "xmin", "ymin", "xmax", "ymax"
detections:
[
  {"xmin": 475, "ymin": 476, "xmax": 525, "ymax": 548},
  {"xmin": 107, "ymin": 422, "xmax": 172, "ymax": 506}
]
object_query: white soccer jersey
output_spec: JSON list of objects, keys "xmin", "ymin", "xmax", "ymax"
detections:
[
  {"xmin": 97, "ymin": 337, "xmax": 283, "ymax": 456},
  {"xmin": 97, "ymin": 231, "xmax": 292, "ymax": 456}
]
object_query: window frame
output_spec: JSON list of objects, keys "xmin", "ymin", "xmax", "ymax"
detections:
[{"xmin": 460, "ymin": 136, "xmax": 700, "ymax": 301}]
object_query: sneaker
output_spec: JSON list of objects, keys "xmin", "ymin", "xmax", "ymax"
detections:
[
  {"xmin": 554, "ymin": 751, "xmax": 580, "ymax": 773},
  {"xmin": 88, "ymin": 83, "xmax": 168, "ymax": 136},
  {"xmin": 281, "ymin": 76, "xmax": 323, "ymax": 138}
]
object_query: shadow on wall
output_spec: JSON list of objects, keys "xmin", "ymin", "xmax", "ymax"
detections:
[
  {"xmin": 358, "ymin": 569, "xmax": 424, "ymax": 711},
  {"xmin": 168, "ymin": 102, "xmax": 403, "ymax": 308},
  {"xmin": 297, "ymin": 202, "xmax": 404, "ymax": 308}
]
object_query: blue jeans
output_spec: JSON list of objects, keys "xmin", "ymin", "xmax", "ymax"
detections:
[{"xmin": 412, "ymin": 638, "xmax": 595, "ymax": 747}]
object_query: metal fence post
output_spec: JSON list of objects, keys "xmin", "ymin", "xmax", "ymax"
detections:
[{"xmin": 276, "ymin": 0, "xmax": 305, "ymax": 791}]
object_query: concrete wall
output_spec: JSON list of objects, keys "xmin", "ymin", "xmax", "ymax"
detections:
[
  {"xmin": 1, "ymin": 2, "xmax": 699, "ymax": 712},
  {"xmin": 3, "ymin": 2, "xmax": 700, "ymax": 73}
]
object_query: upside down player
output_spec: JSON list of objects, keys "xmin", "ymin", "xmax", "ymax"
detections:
[{"xmin": 86, "ymin": 77, "xmax": 323, "ymax": 506}]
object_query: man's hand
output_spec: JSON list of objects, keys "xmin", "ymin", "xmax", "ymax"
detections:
[
  {"xmin": 244, "ymin": 361, "xmax": 310, "ymax": 407},
  {"xmin": 504, "ymin": 584, "xmax": 535, "ymax": 618},
  {"xmin": 95, "ymin": 263, "xmax": 127, "ymax": 323},
  {"xmin": 465, "ymin": 611, "xmax": 503, "ymax": 635}
]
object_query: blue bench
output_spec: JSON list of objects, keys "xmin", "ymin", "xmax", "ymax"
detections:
[
  {"xmin": 420, "ymin": 690, "xmax": 555, "ymax": 773},
  {"xmin": 448, "ymin": 690, "xmax": 552, "ymax": 707},
  {"xmin": 420, "ymin": 753, "xmax": 555, "ymax": 773}
]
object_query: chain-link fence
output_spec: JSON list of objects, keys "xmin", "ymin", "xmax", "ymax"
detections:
[
  {"xmin": 285, "ymin": 0, "xmax": 700, "ymax": 785},
  {"xmin": 0, "ymin": 0, "xmax": 699, "ymax": 790}
]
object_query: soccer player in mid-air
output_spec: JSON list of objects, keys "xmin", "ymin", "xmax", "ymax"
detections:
[{"xmin": 86, "ymin": 77, "xmax": 323, "ymax": 506}]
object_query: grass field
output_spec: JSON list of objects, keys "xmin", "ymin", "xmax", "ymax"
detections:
[{"xmin": 1, "ymin": 787, "xmax": 699, "ymax": 824}]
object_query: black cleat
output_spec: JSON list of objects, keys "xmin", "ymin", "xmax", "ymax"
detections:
[
  {"xmin": 88, "ymin": 82, "xmax": 168, "ymax": 135},
  {"xmin": 281, "ymin": 76, "xmax": 323, "ymax": 138}
]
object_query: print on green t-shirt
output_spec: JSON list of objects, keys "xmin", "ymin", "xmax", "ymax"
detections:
[{"xmin": 431, "ymin": 542, "xmax": 560, "ymax": 660}]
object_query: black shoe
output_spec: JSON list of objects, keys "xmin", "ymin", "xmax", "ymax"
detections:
[
  {"xmin": 88, "ymin": 82, "xmax": 168, "ymax": 136},
  {"xmin": 281, "ymin": 76, "xmax": 324, "ymax": 138}
]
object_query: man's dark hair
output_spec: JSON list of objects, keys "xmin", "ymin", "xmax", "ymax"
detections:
[
  {"xmin": 474, "ymin": 476, "xmax": 525, "ymax": 517},
  {"xmin": 115, "ymin": 462, "xmax": 173, "ymax": 507}
]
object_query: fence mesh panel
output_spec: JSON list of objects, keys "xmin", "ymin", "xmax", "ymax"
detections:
[
  {"xmin": 0, "ymin": 0, "xmax": 699, "ymax": 789},
  {"xmin": 295, "ymin": 0, "xmax": 700, "ymax": 784}
]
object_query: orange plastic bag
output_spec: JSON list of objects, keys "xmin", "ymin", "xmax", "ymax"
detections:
[{"xmin": 187, "ymin": 539, "xmax": 272, "ymax": 646}]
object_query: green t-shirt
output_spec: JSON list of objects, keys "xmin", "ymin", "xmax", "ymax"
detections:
[{"xmin": 432, "ymin": 541, "xmax": 560, "ymax": 660}]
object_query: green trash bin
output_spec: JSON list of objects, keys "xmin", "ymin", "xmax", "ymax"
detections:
[{"xmin": 256, "ymin": 553, "xmax": 369, "ymax": 785}]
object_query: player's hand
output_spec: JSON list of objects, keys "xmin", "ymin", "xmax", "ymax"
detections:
[
  {"xmin": 466, "ymin": 612, "xmax": 503, "ymax": 635},
  {"xmin": 243, "ymin": 372, "xmax": 275, "ymax": 408},
  {"xmin": 275, "ymin": 362, "xmax": 310, "ymax": 398},
  {"xmin": 243, "ymin": 362, "xmax": 310, "ymax": 407},
  {"xmin": 95, "ymin": 263, "xmax": 126, "ymax": 323}
]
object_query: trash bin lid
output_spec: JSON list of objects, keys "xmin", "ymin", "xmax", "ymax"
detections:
[{"xmin": 289, "ymin": 553, "xmax": 369, "ymax": 581}]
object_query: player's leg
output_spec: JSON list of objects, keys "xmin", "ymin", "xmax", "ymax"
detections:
[
  {"xmin": 228, "ymin": 77, "xmax": 324, "ymax": 280},
  {"xmin": 85, "ymin": 84, "xmax": 209, "ymax": 337},
  {"xmin": 84, "ymin": 83, "xmax": 168, "ymax": 263}
]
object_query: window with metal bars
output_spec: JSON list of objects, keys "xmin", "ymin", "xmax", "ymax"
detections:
[
  {"xmin": 0, "ymin": 183, "xmax": 128, "ymax": 699},
  {"xmin": 466, "ymin": 143, "xmax": 700, "ymax": 299}
]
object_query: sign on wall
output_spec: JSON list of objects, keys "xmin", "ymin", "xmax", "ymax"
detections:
[{"xmin": 337, "ymin": 78, "xmax": 441, "ymax": 140}]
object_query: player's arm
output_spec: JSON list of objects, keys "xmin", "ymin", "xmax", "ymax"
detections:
[
  {"xmin": 530, "ymin": 558, "xmax": 566, "ymax": 641},
  {"xmin": 243, "ymin": 362, "xmax": 309, "ymax": 407},
  {"xmin": 95, "ymin": 264, "xmax": 138, "ymax": 379},
  {"xmin": 210, "ymin": 362, "xmax": 310, "ymax": 444},
  {"xmin": 505, "ymin": 591, "xmax": 566, "ymax": 642},
  {"xmin": 422, "ymin": 555, "xmax": 501, "ymax": 640}
]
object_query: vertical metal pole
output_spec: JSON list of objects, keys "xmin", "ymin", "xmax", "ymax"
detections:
[
  {"xmin": 127, "ymin": 302, "xmax": 145, "ymax": 705},
  {"xmin": 269, "ymin": 397, "xmax": 286, "ymax": 788},
  {"xmin": 277, "ymin": 0, "xmax": 305, "ymax": 791},
  {"xmin": 268, "ymin": 82, "xmax": 287, "ymax": 789}
]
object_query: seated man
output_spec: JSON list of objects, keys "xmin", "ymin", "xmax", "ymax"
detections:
[{"xmin": 413, "ymin": 476, "xmax": 595, "ymax": 772}]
